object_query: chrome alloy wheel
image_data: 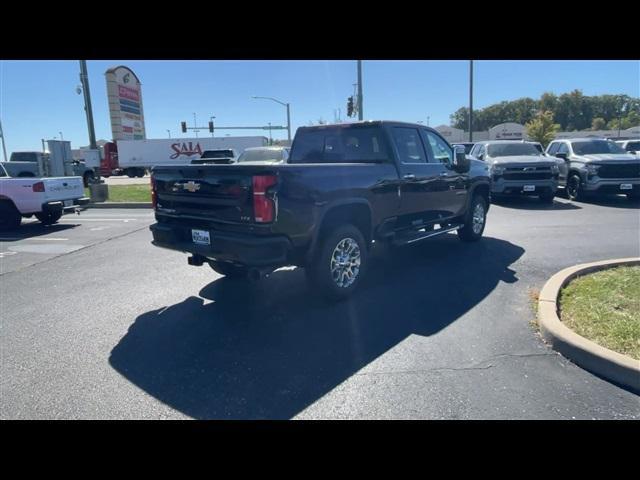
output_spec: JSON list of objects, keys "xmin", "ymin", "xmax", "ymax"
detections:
[
  {"xmin": 330, "ymin": 237, "xmax": 361, "ymax": 288},
  {"xmin": 472, "ymin": 202, "xmax": 485, "ymax": 235}
]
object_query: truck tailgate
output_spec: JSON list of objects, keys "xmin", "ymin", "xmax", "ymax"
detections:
[
  {"xmin": 43, "ymin": 177, "xmax": 85, "ymax": 202},
  {"xmin": 153, "ymin": 165, "xmax": 276, "ymax": 224}
]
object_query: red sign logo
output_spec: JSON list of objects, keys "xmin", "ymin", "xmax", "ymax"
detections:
[
  {"xmin": 118, "ymin": 85, "xmax": 140, "ymax": 102},
  {"xmin": 170, "ymin": 142, "xmax": 203, "ymax": 159}
]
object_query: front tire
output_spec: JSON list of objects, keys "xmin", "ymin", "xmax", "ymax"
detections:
[
  {"xmin": 307, "ymin": 224, "xmax": 368, "ymax": 301},
  {"xmin": 458, "ymin": 194, "xmax": 487, "ymax": 242},
  {"xmin": 35, "ymin": 211, "xmax": 62, "ymax": 225},
  {"xmin": 566, "ymin": 174, "xmax": 584, "ymax": 201},
  {"xmin": 0, "ymin": 202, "xmax": 22, "ymax": 231}
]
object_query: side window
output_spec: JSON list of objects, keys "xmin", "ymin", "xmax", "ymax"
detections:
[
  {"xmin": 470, "ymin": 144, "xmax": 480, "ymax": 156},
  {"xmin": 557, "ymin": 143, "xmax": 569, "ymax": 155},
  {"xmin": 423, "ymin": 131, "xmax": 453, "ymax": 165},
  {"xmin": 547, "ymin": 142, "xmax": 559, "ymax": 155},
  {"xmin": 392, "ymin": 127, "xmax": 427, "ymax": 164}
]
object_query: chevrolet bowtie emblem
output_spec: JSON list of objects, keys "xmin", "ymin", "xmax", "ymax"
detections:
[{"xmin": 177, "ymin": 181, "xmax": 201, "ymax": 192}]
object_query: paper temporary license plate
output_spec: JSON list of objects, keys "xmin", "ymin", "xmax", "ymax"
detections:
[
  {"xmin": 63, "ymin": 199, "xmax": 74, "ymax": 207},
  {"xmin": 192, "ymin": 229, "xmax": 211, "ymax": 245},
  {"xmin": 523, "ymin": 185, "xmax": 536, "ymax": 192},
  {"xmin": 620, "ymin": 184, "xmax": 632, "ymax": 190}
]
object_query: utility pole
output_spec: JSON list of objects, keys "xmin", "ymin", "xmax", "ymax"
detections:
[
  {"xmin": 469, "ymin": 60, "xmax": 474, "ymax": 142},
  {"xmin": 80, "ymin": 60, "xmax": 106, "ymax": 201},
  {"xmin": 357, "ymin": 60, "xmax": 363, "ymax": 121},
  {"xmin": 0, "ymin": 118, "xmax": 8, "ymax": 162},
  {"xmin": 166, "ymin": 129, "xmax": 171, "ymax": 138},
  {"xmin": 79, "ymin": 61, "xmax": 97, "ymax": 151}
]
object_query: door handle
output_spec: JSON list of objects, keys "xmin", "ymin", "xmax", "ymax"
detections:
[
  {"xmin": 439, "ymin": 172, "xmax": 448, "ymax": 177},
  {"xmin": 403, "ymin": 174, "xmax": 416, "ymax": 180}
]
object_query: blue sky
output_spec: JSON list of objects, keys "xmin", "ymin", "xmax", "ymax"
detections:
[{"xmin": 1, "ymin": 60, "xmax": 638, "ymax": 153}]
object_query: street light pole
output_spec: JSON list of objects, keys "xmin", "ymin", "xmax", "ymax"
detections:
[
  {"xmin": 210, "ymin": 116, "xmax": 216, "ymax": 138},
  {"xmin": 357, "ymin": 60, "xmax": 363, "ymax": 121},
  {"xmin": 0, "ymin": 118, "xmax": 8, "ymax": 162},
  {"xmin": 252, "ymin": 96, "xmax": 291, "ymax": 144},
  {"xmin": 469, "ymin": 60, "xmax": 474, "ymax": 142},
  {"xmin": 166, "ymin": 129, "xmax": 171, "ymax": 138},
  {"xmin": 286, "ymin": 103, "xmax": 291, "ymax": 144}
]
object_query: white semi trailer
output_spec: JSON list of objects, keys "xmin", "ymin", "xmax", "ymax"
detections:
[{"xmin": 101, "ymin": 136, "xmax": 269, "ymax": 177}]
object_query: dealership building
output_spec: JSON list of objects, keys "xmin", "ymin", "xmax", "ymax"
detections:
[{"xmin": 435, "ymin": 123, "xmax": 640, "ymax": 143}]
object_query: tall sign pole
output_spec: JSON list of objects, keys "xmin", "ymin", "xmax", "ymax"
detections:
[
  {"xmin": 357, "ymin": 60, "xmax": 363, "ymax": 120},
  {"xmin": 0, "ymin": 118, "xmax": 8, "ymax": 162},
  {"xmin": 469, "ymin": 60, "xmax": 474, "ymax": 142},
  {"xmin": 79, "ymin": 60, "xmax": 97, "ymax": 150}
]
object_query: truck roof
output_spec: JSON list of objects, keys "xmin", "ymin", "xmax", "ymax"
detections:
[{"xmin": 297, "ymin": 120, "xmax": 432, "ymax": 130}]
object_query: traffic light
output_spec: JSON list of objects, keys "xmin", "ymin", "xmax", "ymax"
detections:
[
  {"xmin": 209, "ymin": 121, "xmax": 214, "ymax": 133},
  {"xmin": 181, "ymin": 121, "xmax": 187, "ymax": 133},
  {"xmin": 347, "ymin": 96, "xmax": 354, "ymax": 117}
]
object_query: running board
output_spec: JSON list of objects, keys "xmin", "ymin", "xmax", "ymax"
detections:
[{"xmin": 392, "ymin": 224, "xmax": 463, "ymax": 246}]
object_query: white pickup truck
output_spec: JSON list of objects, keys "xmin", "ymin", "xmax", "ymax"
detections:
[{"xmin": 0, "ymin": 164, "xmax": 89, "ymax": 231}]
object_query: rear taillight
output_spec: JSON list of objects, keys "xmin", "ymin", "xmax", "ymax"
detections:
[
  {"xmin": 32, "ymin": 181, "xmax": 45, "ymax": 192},
  {"xmin": 150, "ymin": 175, "xmax": 157, "ymax": 209},
  {"xmin": 252, "ymin": 174, "xmax": 277, "ymax": 223}
]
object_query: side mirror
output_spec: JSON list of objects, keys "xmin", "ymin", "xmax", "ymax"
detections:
[
  {"xmin": 556, "ymin": 152, "xmax": 568, "ymax": 160},
  {"xmin": 452, "ymin": 145, "xmax": 470, "ymax": 173}
]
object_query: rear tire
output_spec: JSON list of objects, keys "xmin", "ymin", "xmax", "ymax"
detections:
[
  {"xmin": 458, "ymin": 194, "xmax": 487, "ymax": 242},
  {"xmin": 209, "ymin": 261, "xmax": 248, "ymax": 280},
  {"xmin": 35, "ymin": 211, "xmax": 62, "ymax": 226},
  {"xmin": 306, "ymin": 224, "xmax": 368, "ymax": 301},
  {"xmin": 0, "ymin": 202, "xmax": 22, "ymax": 231},
  {"xmin": 83, "ymin": 171, "xmax": 95, "ymax": 187}
]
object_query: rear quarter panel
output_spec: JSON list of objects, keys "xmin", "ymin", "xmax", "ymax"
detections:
[{"xmin": 0, "ymin": 178, "xmax": 46, "ymax": 213}]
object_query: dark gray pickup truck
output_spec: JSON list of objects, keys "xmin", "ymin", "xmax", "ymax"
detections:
[{"xmin": 150, "ymin": 121, "xmax": 491, "ymax": 300}]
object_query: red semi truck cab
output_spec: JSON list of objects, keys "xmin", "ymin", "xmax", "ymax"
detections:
[{"xmin": 100, "ymin": 142, "xmax": 119, "ymax": 177}]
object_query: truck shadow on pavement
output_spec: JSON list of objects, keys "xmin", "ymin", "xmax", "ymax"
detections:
[{"xmin": 109, "ymin": 235, "xmax": 524, "ymax": 419}]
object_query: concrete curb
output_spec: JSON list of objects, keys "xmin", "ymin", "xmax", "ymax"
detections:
[
  {"xmin": 86, "ymin": 202, "xmax": 152, "ymax": 209},
  {"xmin": 537, "ymin": 257, "xmax": 640, "ymax": 392}
]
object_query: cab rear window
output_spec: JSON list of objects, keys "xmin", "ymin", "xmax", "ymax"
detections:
[{"xmin": 289, "ymin": 127, "xmax": 390, "ymax": 164}]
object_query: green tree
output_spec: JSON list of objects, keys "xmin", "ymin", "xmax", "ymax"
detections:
[
  {"xmin": 591, "ymin": 117, "xmax": 607, "ymax": 130},
  {"xmin": 525, "ymin": 111, "xmax": 560, "ymax": 148}
]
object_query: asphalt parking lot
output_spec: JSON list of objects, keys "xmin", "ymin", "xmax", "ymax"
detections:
[{"xmin": 1, "ymin": 196, "xmax": 639, "ymax": 419}]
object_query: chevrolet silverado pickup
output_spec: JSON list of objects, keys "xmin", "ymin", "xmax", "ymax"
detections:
[
  {"xmin": 469, "ymin": 140, "xmax": 560, "ymax": 202},
  {"xmin": 546, "ymin": 138, "xmax": 640, "ymax": 201},
  {"xmin": 149, "ymin": 121, "xmax": 491, "ymax": 300},
  {"xmin": 0, "ymin": 164, "xmax": 89, "ymax": 230}
]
